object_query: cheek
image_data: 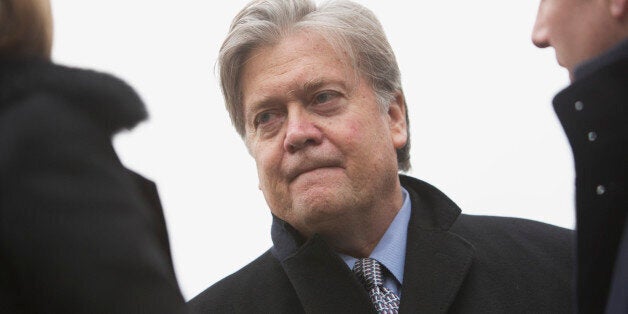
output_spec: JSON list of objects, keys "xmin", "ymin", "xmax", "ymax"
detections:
[
  {"xmin": 252, "ymin": 144, "xmax": 283, "ymax": 185},
  {"xmin": 335, "ymin": 117, "xmax": 364, "ymax": 144},
  {"xmin": 338, "ymin": 119, "xmax": 389, "ymax": 170},
  {"xmin": 345, "ymin": 124, "xmax": 360, "ymax": 143}
]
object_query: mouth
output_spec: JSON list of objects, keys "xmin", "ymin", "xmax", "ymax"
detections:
[
  {"xmin": 286, "ymin": 159, "xmax": 343, "ymax": 183},
  {"xmin": 292, "ymin": 166, "xmax": 341, "ymax": 182}
]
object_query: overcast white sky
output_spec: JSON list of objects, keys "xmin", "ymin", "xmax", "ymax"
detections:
[{"xmin": 50, "ymin": 0, "xmax": 573, "ymax": 300}]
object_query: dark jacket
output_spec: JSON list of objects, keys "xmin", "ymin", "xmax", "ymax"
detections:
[
  {"xmin": 190, "ymin": 175, "xmax": 574, "ymax": 313},
  {"xmin": 0, "ymin": 60, "xmax": 185, "ymax": 313},
  {"xmin": 553, "ymin": 41, "xmax": 628, "ymax": 313}
]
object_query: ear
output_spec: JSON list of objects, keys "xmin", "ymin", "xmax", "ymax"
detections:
[
  {"xmin": 610, "ymin": 0, "xmax": 627, "ymax": 19},
  {"xmin": 387, "ymin": 92, "xmax": 408, "ymax": 150}
]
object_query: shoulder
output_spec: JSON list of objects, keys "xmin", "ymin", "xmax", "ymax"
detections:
[
  {"xmin": 451, "ymin": 214, "xmax": 574, "ymax": 281},
  {"xmin": 188, "ymin": 250, "xmax": 300, "ymax": 313},
  {"xmin": 0, "ymin": 60, "xmax": 146, "ymax": 136},
  {"xmin": 454, "ymin": 214, "xmax": 573, "ymax": 239},
  {"xmin": 0, "ymin": 92, "xmax": 114, "ymax": 177},
  {"xmin": 448, "ymin": 215, "xmax": 574, "ymax": 310},
  {"xmin": 0, "ymin": 61, "xmax": 147, "ymax": 170},
  {"xmin": 191, "ymin": 250, "xmax": 281, "ymax": 301},
  {"xmin": 452, "ymin": 214, "xmax": 573, "ymax": 254},
  {"xmin": 1, "ymin": 90, "xmax": 98, "ymax": 138}
]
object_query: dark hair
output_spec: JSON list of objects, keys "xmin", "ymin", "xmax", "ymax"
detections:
[{"xmin": 0, "ymin": 0, "xmax": 53, "ymax": 59}]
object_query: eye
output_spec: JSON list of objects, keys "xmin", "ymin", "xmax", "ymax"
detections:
[
  {"xmin": 256, "ymin": 111, "xmax": 274, "ymax": 125},
  {"xmin": 313, "ymin": 91, "xmax": 338, "ymax": 105},
  {"xmin": 253, "ymin": 110, "xmax": 283, "ymax": 130}
]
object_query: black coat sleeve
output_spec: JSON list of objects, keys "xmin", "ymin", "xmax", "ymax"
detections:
[{"xmin": 0, "ymin": 94, "xmax": 185, "ymax": 313}]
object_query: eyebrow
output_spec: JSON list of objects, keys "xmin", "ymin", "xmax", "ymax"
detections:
[
  {"xmin": 247, "ymin": 79, "xmax": 323, "ymax": 112},
  {"xmin": 244, "ymin": 97, "xmax": 282, "ymax": 123},
  {"xmin": 301, "ymin": 79, "xmax": 325, "ymax": 98},
  {"xmin": 245, "ymin": 77, "xmax": 350, "ymax": 120}
]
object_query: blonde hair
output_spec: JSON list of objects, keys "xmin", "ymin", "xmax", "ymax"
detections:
[{"xmin": 0, "ymin": 0, "xmax": 53, "ymax": 59}]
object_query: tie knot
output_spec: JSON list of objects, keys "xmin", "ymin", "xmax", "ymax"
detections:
[{"xmin": 353, "ymin": 258, "xmax": 385, "ymax": 289}]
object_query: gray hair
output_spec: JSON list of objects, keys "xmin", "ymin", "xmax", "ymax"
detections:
[{"xmin": 219, "ymin": 0, "xmax": 410, "ymax": 171}]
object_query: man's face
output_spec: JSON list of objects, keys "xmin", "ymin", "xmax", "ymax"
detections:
[
  {"xmin": 240, "ymin": 31, "xmax": 407, "ymax": 237},
  {"xmin": 532, "ymin": 0, "xmax": 620, "ymax": 79}
]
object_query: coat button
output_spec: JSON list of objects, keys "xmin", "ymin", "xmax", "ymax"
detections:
[
  {"xmin": 575, "ymin": 101, "xmax": 584, "ymax": 111},
  {"xmin": 588, "ymin": 131, "xmax": 598, "ymax": 141},
  {"xmin": 596, "ymin": 185, "xmax": 606, "ymax": 195}
]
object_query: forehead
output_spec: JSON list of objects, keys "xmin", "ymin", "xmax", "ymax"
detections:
[{"xmin": 240, "ymin": 31, "xmax": 357, "ymax": 105}]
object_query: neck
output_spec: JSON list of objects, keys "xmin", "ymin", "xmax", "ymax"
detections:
[
  {"xmin": 313, "ymin": 184, "xmax": 404, "ymax": 258},
  {"xmin": 571, "ymin": 37, "xmax": 628, "ymax": 81}
]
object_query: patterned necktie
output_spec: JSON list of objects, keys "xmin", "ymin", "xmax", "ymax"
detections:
[{"xmin": 353, "ymin": 258, "xmax": 401, "ymax": 314}]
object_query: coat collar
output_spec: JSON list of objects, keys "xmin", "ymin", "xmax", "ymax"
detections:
[
  {"xmin": 398, "ymin": 176, "xmax": 474, "ymax": 313},
  {"xmin": 0, "ymin": 59, "xmax": 146, "ymax": 135},
  {"xmin": 270, "ymin": 175, "xmax": 474, "ymax": 313},
  {"xmin": 270, "ymin": 214, "xmax": 376, "ymax": 313},
  {"xmin": 573, "ymin": 38, "xmax": 628, "ymax": 81}
]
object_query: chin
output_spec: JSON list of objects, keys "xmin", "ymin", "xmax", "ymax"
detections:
[
  {"xmin": 294, "ymin": 206, "xmax": 349, "ymax": 236},
  {"xmin": 555, "ymin": 55, "xmax": 567, "ymax": 68},
  {"xmin": 293, "ymin": 190, "xmax": 354, "ymax": 220},
  {"xmin": 294, "ymin": 190, "xmax": 344, "ymax": 212}
]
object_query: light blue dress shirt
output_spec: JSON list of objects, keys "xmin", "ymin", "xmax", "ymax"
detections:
[{"xmin": 337, "ymin": 187, "xmax": 411, "ymax": 296}]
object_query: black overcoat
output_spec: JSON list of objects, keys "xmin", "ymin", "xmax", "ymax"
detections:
[
  {"xmin": 553, "ymin": 45, "xmax": 628, "ymax": 313},
  {"xmin": 0, "ymin": 60, "xmax": 185, "ymax": 313},
  {"xmin": 190, "ymin": 175, "xmax": 574, "ymax": 313}
]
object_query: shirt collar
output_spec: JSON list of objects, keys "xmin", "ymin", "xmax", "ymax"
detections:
[{"xmin": 338, "ymin": 187, "xmax": 412, "ymax": 285}]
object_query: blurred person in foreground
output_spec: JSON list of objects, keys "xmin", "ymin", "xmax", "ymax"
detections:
[
  {"xmin": 532, "ymin": 0, "xmax": 628, "ymax": 313},
  {"xmin": 0, "ymin": 0, "xmax": 185, "ymax": 312},
  {"xmin": 189, "ymin": 0, "xmax": 575, "ymax": 313}
]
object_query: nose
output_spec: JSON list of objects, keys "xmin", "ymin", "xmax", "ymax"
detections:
[
  {"xmin": 283, "ymin": 108, "xmax": 323, "ymax": 153},
  {"xmin": 531, "ymin": 6, "xmax": 550, "ymax": 48},
  {"xmin": 532, "ymin": 23, "xmax": 550, "ymax": 48}
]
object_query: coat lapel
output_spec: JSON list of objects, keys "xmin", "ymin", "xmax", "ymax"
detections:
[
  {"xmin": 281, "ymin": 235, "xmax": 376, "ymax": 314},
  {"xmin": 270, "ymin": 176, "xmax": 474, "ymax": 313},
  {"xmin": 398, "ymin": 176, "xmax": 475, "ymax": 313}
]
